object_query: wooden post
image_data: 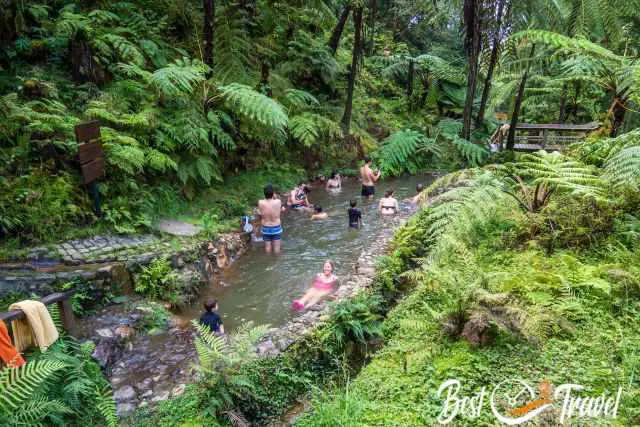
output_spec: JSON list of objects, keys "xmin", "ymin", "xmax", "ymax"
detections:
[
  {"xmin": 58, "ymin": 298, "xmax": 77, "ymax": 338},
  {"xmin": 542, "ymin": 129, "xmax": 548, "ymax": 148}
]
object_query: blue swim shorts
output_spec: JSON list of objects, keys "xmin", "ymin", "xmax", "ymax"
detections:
[{"xmin": 262, "ymin": 224, "xmax": 283, "ymax": 241}]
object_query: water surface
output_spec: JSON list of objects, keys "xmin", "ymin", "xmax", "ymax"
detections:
[{"xmin": 179, "ymin": 174, "xmax": 434, "ymax": 330}]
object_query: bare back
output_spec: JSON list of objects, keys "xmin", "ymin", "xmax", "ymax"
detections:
[
  {"xmin": 360, "ymin": 165, "xmax": 375, "ymax": 186},
  {"xmin": 258, "ymin": 198, "xmax": 282, "ymax": 227}
]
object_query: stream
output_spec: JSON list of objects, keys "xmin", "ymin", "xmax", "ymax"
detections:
[
  {"xmin": 81, "ymin": 173, "xmax": 435, "ymax": 415},
  {"xmin": 177, "ymin": 173, "xmax": 433, "ymax": 329}
]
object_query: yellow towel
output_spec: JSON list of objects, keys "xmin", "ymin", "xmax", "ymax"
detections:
[{"xmin": 9, "ymin": 300, "xmax": 59, "ymax": 352}]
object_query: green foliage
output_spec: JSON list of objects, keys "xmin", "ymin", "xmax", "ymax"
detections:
[
  {"xmin": 321, "ymin": 293, "xmax": 385, "ymax": 349},
  {"xmin": 371, "ymin": 129, "xmax": 442, "ymax": 176},
  {"xmin": 191, "ymin": 320, "xmax": 269, "ymax": 424},
  {"xmin": 0, "ymin": 338, "xmax": 116, "ymax": 427},
  {"xmin": 134, "ymin": 258, "xmax": 182, "ymax": 304},
  {"xmin": 219, "ymin": 83, "xmax": 288, "ymax": 137}
]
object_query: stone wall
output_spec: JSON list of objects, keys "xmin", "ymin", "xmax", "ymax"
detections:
[{"xmin": 0, "ymin": 232, "xmax": 251, "ymax": 300}]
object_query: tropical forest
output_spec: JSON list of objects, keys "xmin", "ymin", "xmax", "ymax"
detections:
[{"xmin": 1, "ymin": 0, "xmax": 640, "ymax": 425}]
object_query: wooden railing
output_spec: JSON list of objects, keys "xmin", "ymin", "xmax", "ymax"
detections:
[
  {"xmin": 0, "ymin": 290, "xmax": 77, "ymax": 338},
  {"xmin": 490, "ymin": 122, "xmax": 599, "ymax": 152}
]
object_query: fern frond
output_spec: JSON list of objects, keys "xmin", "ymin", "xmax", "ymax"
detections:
[
  {"xmin": 219, "ymin": 83, "xmax": 288, "ymax": 132},
  {"xmin": 0, "ymin": 360, "xmax": 67, "ymax": 411},
  {"xmin": 95, "ymin": 385, "xmax": 118, "ymax": 427}
]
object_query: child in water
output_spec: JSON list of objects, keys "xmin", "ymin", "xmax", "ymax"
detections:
[
  {"xmin": 311, "ymin": 204, "xmax": 328, "ymax": 220},
  {"xmin": 348, "ymin": 199, "xmax": 362, "ymax": 228},
  {"xmin": 199, "ymin": 299, "xmax": 224, "ymax": 335},
  {"xmin": 292, "ymin": 260, "xmax": 338, "ymax": 311}
]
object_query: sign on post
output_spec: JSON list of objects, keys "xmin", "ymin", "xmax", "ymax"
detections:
[{"xmin": 75, "ymin": 120, "xmax": 104, "ymax": 216}]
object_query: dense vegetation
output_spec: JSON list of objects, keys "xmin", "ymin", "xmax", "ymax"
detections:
[{"xmin": 2, "ymin": 0, "xmax": 640, "ymax": 425}]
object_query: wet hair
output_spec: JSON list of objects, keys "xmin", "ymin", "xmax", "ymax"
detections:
[
  {"xmin": 264, "ymin": 184, "xmax": 274, "ymax": 199},
  {"xmin": 416, "ymin": 183, "xmax": 424, "ymax": 193},
  {"xmin": 302, "ymin": 185, "xmax": 311, "ymax": 194},
  {"xmin": 297, "ymin": 180, "xmax": 305, "ymax": 186},
  {"xmin": 204, "ymin": 299, "xmax": 218, "ymax": 312},
  {"xmin": 363, "ymin": 156, "xmax": 371, "ymax": 164},
  {"xmin": 350, "ymin": 199, "xmax": 357, "ymax": 208},
  {"xmin": 384, "ymin": 188, "xmax": 394, "ymax": 198},
  {"xmin": 323, "ymin": 259, "xmax": 334, "ymax": 273},
  {"xmin": 314, "ymin": 204, "xmax": 322, "ymax": 213},
  {"xmin": 330, "ymin": 170, "xmax": 337, "ymax": 179}
]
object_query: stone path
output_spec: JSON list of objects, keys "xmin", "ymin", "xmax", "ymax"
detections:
[
  {"xmin": 79, "ymin": 302, "xmax": 196, "ymax": 416},
  {"xmin": 56, "ymin": 235, "xmax": 160, "ymax": 265},
  {"xmin": 157, "ymin": 220, "xmax": 203, "ymax": 237},
  {"xmin": 0, "ymin": 234, "xmax": 200, "ymax": 297}
]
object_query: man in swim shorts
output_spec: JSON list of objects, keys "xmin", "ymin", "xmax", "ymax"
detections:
[
  {"xmin": 258, "ymin": 184, "xmax": 283, "ymax": 253},
  {"xmin": 360, "ymin": 156, "xmax": 381, "ymax": 198}
]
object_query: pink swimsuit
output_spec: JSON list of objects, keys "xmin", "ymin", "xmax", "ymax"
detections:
[{"xmin": 312, "ymin": 274, "xmax": 337, "ymax": 291}]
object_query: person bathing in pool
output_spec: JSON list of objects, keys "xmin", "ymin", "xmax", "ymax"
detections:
[
  {"xmin": 311, "ymin": 204, "xmax": 328, "ymax": 220},
  {"xmin": 325, "ymin": 170, "xmax": 342, "ymax": 190},
  {"xmin": 288, "ymin": 182, "xmax": 311, "ymax": 209},
  {"xmin": 360, "ymin": 156, "xmax": 381, "ymax": 198},
  {"xmin": 258, "ymin": 184, "xmax": 283, "ymax": 253},
  {"xmin": 292, "ymin": 260, "xmax": 338, "ymax": 311},
  {"xmin": 379, "ymin": 189, "xmax": 399, "ymax": 215}
]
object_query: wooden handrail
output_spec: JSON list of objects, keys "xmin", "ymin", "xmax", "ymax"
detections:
[{"xmin": 0, "ymin": 290, "xmax": 77, "ymax": 337}]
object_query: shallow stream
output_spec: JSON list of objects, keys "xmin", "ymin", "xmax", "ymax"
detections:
[
  {"xmin": 177, "ymin": 173, "xmax": 433, "ymax": 329},
  {"xmin": 81, "ymin": 173, "xmax": 435, "ymax": 413}
]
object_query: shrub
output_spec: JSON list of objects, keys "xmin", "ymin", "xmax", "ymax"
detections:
[{"xmin": 134, "ymin": 258, "xmax": 181, "ymax": 304}]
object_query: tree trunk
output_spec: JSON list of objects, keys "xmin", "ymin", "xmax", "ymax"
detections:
[
  {"xmin": 341, "ymin": 7, "xmax": 364, "ymax": 137},
  {"xmin": 367, "ymin": 0, "xmax": 377, "ymax": 55},
  {"xmin": 475, "ymin": 0, "xmax": 507, "ymax": 127},
  {"xmin": 570, "ymin": 80, "xmax": 581, "ymax": 121},
  {"xmin": 558, "ymin": 83, "xmax": 567, "ymax": 123},
  {"xmin": 407, "ymin": 59, "xmax": 414, "ymax": 98},
  {"xmin": 506, "ymin": 44, "xmax": 536, "ymax": 150},
  {"xmin": 258, "ymin": 62, "xmax": 272, "ymax": 97},
  {"xmin": 462, "ymin": 0, "xmax": 482, "ymax": 140},
  {"xmin": 203, "ymin": 0, "xmax": 215, "ymax": 72},
  {"xmin": 419, "ymin": 75, "xmax": 431, "ymax": 107},
  {"xmin": 328, "ymin": 5, "xmax": 351, "ymax": 55},
  {"xmin": 70, "ymin": 34, "xmax": 107, "ymax": 85},
  {"xmin": 609, "ymin": 96, "xmax": 626, "ymax": 137}
]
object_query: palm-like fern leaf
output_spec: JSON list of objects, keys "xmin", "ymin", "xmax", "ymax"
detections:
[
  {"xmin": 219, "ymin": 83, "xmax": 288, "ymax": 132},
  {"xmin": 0, "ymin": 360, "xmax": 67, "ymax": 411}
]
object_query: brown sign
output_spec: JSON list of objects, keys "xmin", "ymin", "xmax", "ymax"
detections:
[
  {"xmin": 75, "ymin": 121, "xmax": 105, "ymax": 185},
  {"xmin": 75, "ymin": 120, "xmax": 101, "ymax": 143}
]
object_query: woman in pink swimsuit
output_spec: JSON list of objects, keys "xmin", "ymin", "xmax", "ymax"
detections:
[{"xmin": 292, "ymin": 260, "xmax": 338, "ymax": 311}]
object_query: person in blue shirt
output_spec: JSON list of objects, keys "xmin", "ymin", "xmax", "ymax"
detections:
[{"xmin": 199, "ymin": 299, "xmax": 224, "ymax": 334}]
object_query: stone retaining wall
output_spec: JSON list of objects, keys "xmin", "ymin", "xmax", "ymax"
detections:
[{"xmin": 0, "ymin": 232, "xmax": 250, "ymax": 299}]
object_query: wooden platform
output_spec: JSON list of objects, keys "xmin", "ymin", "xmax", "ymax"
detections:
[{"xmin": 490, "ymin": 122, "xmax": 598, "ymax": 152}]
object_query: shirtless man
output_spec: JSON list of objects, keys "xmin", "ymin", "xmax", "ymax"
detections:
[
  {"xmin": 360, "ymin": 156, "xmax": 381, "ymax": 198},
  {"xmin": 258, "ymin": 184, "xmax": 283, "ymax": 253}
]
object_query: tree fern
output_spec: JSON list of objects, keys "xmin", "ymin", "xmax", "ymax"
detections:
[
  {"xmin": 283, "ymin": 88, "xmax": 319, "ymax": 113},
  {"xmin": 515, "ymin": 151, "xmax": 605, "ymax": 198},
  {"xmin": 290, "ymin": 114, "xmax": 320, "ymax": 146},
  {"xmin": 372, "ymin": 129, "xmax": 442, "ymax": 177},
  {"xmin": 214, "ymin": 6, "xmax": 252, "ymax": 84},
  {"xmin": 436, "ymin": 119, "xmax": 489, "ymax": 166},
  {"xmin": 219, "ymin": 83, "xmax": 288, "ymax": 133},
  {"xmin": 604, "ymin": 145, "xmax": 640, "ymax": 188}
]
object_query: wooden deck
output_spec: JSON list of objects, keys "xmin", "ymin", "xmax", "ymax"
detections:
[{"xmin": 490, "ymin": 122, "xmax": 598, "ymax": 152}]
